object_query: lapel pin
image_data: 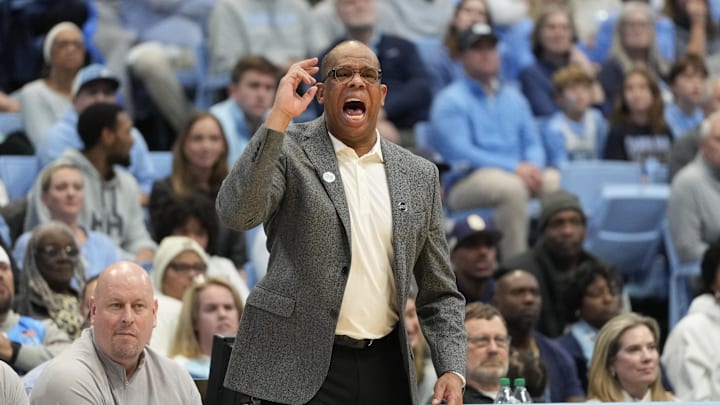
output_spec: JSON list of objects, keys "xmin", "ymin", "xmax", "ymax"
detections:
[
  {"xmin": 398, "ymin": 202, "xmax": 407, "ymax": 211},
  {"xmin": 323, "ymin": 172, "xmax": 336, "ymax": 183}
]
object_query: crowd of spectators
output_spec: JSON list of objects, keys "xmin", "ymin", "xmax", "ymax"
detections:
[{"xmin": 1, "ymin": 0, "xmax": 720, "ymax": 403}]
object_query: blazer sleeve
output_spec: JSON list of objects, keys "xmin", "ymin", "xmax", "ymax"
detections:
[
  {"xmin": 216, "ymin": 126, "xmax": 287, "ymax": 231},
  {"xmin": 413, "ymin": 164, "xmax": 467, "ymax": 378}
]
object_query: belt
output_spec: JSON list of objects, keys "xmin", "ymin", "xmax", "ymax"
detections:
[{"xmin": 334, "ymin": 332, "xmax": 394, "ymax": 349}]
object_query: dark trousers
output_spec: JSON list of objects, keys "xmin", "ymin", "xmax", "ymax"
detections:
[{"xmin": 261, "ymin": 330, "xmax": 412, "ymax": 405}]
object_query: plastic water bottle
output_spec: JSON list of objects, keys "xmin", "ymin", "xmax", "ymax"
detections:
[
  {"xmin": 494, "ymin": 377, "xmax": 517, "ymax": 403},
  {"xmin": 513, "ymin": 378, "xmax": 533, "ymax": 403}
]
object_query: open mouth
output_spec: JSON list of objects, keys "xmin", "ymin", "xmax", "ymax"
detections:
[{"xmin": 343, "ymin": 99, "xmax": 366, "ymax": 120}]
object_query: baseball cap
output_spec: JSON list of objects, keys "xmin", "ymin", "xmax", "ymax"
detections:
[
  {"xmin": 446, "ymin": 213, "xmax": 502, "ymax": 252},
  {"xmin": 458, "ymin": 22, "xmax": 499, "ymax": 51},
  {"xmin": 71, "ymin": 64, "xmax": 120, "ymax": 97}
]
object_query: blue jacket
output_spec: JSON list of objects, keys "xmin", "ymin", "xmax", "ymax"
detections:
[
  {"xmin": 429, "ymin": 75, "xmax": 545, "ymax": 188},
  {"xmin": 37, "ymin": 108, "xmax": 156, "ymax": 194},
  {"xmin": 535, "ymin": 331, "xmax": 585, "ymax": 402},
  {"xmin": 518, "ymin": 60, "xmax": 561, "ymax": 118}
]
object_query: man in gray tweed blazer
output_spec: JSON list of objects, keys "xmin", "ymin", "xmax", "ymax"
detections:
[{"xmin": 216, "ymin": 40, "xmax": 466, "ymax": 405}]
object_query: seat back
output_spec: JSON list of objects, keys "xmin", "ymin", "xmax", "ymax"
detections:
[
  {"xmin": 585, "ymin": 184, "xmax": 669, "ymax": 297},
  {"xmin": 0, "ymin": 155, "xmax": 40, "ymax": 200},
  {"xmin": 0, "ymin": 112, "xmax": 22, "ymax": 136},
  {"xmin": 560, "ymin": 160, "xmax": 643, "ymax": 217},
  {"xmin": 663, "ymin": 221, "xmax": 701, "ymax": 328},
  {"xmin": 148, "ymin": 151, "xmax": 173, "ymax": 181}
]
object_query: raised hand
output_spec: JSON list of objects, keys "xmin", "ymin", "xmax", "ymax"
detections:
[{"xmin": 265, "ymin": 58, "xmax": 320, "ymax": 132}]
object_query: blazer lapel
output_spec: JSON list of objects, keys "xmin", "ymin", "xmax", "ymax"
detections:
[{"xmin": 300, "ymin": 117, "xmax": 352, "ymax": 245}]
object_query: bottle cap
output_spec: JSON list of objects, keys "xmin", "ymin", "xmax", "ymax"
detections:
[
  {"xmin": 499, "ymin": 377, "xmax": 510, "ymax": 386},
  {"xmin": 514, "ymin": 378, "xmax": 525, "ymax": 386}
]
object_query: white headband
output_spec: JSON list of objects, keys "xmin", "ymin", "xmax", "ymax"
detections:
[{"xmin": 43, "ymin": 22, "xmax": 82, "ymax": 63}]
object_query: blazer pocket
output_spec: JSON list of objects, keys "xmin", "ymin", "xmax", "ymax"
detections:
[{"xmin": 246, "ymin": 286, "xmax": 295, "ymax": 318}]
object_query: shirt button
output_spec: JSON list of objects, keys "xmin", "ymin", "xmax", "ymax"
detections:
[{"xmin": 341, "ymin": 266, "xmax": 349, "ymax": 275}]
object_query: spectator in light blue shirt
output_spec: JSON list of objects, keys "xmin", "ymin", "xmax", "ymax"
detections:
[
  {"xmin": 36, "ymin": 64, "xmax": 155, "ymax": 199},
  {"xmin": 542, "ymin": 64, "xmax": 608, "ymax": 168},
  {"xmin": 429, "ymin": 22, "xmax": 558, "ymax": 258},
  {"xmin": 210, "ymin": 56, "xmax": 278, "ymax": 165},
  {"xmin": 664, "ymin": 54, "xmax": 708, "ymax": 139}
]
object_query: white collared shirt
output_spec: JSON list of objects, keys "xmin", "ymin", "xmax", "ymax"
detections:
[{"xmin": 329, "ymin": 130, "xmax": 398, "ymax": 339}]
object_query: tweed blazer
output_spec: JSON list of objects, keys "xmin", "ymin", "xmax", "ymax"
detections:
[{"xmin": 216, "ymin": 116, "xmax": 466, "ymax": 405}]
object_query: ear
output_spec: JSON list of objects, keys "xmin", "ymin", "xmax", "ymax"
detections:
[
  {"xmin": 152, "ymin": 298, "xmax": 158, "ymax": 328},
  {"xmin": 316, "ymin": 83, "xmax": 325, "ymax": 105},
  {"xmin": 89, "ymin": 296, "xmax": 97, "ymax": 325},
  {"xmin": 380, "ymin": 84, "xmax": 387, "ymax": 107},
  {"xmin": 100, "ymin": 126, "xmax": 115, "ymax": 146}
]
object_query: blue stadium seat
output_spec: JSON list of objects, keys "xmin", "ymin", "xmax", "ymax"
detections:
[
  {"xmin": 663, "ymin": 221, "xmax": 701, "ymax": 329},
  {"xmin": 0, "ymin": 155, "xmax": 40, "ymax": 200},
  {"xmin": 585, "ymin": 183, "xmax": 669, "ymax": 299},
  {"xmin": 560, "ymin": 160, "xmax": 643, "ymax": 218},
  {"xmin": 0, "ymin": 112, "xmax": 22, "ymax": 136},
  {"xmin": 148, "ymin": 151, "xmax": 173, "ymax": 181}
]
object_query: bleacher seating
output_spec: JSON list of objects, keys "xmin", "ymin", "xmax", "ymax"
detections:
[
  {"xmin": 148, "ymin": 151, "xmax": 173, "ymax": 181},
  {"xmin": 0, "ymin": 112, "xmax": 22, "ymax": 136},
  {"xmin": 663, "ymin": 221, "xmax": 701, "ymax": 329},
  {"xmin": 585, "ymin": 183, "xmax": 669, "ymax": 299},
  {"xmin": 559, "ymin": 160, "xmax": 643, "ymax": 218},
  {"xmin": 0, "ymin": 155, "xmax": 40, "ymax": 200}
]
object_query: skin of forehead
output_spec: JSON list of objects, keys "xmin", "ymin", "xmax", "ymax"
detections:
[{"xmin": 322, "ymin": 41, "xmax": 381, "ymax": 78}]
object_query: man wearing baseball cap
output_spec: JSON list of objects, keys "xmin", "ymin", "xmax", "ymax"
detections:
[
  {"xmin": 503, "ymin": 190, "xmax": 604, "ymax": 337},
  {"xmin": 429, "ymin": 22, "xmax": 559, "ymax": 260},
  {"xmin": 35, "ymin": 64, "xmax": 155, "ymax": 203},
  {"xmin": 447, "ymin": 213, "xmax": 502, "ymax": 304}
]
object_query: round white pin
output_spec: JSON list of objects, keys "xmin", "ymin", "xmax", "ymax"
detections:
[{"xmin": 323, "ymin": 172, "xmax": 336, "ymax": 183}]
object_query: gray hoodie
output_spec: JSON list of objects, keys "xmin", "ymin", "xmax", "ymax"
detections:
[{"xmin": 24, "ymin": 149, "xmax": 156, "ymax": 258}]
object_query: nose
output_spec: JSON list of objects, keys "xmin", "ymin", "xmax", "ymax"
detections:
[
  {"xmin": 121, "ymin": 306, "xmax": 135, "ymax": 324},
  {"xmin": 348, "ymin": 71, "xmax": 366, "ymax": 87}
]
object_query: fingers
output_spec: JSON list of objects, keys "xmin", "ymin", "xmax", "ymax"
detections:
[
  {"xmin": 301, "ymin": 85, "xmax": 318, "ymax": 104},
  {"xmin": 285, "ymin": 57, "xmax": 320, "ymax": 86},
  {"xmin": 431, "ymin": 374, "xmax": 464, "ymax": 405}
]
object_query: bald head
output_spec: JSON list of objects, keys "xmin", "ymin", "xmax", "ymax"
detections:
[
  {"xmin": 321, "ymin": 40, "xmax": 380, "ymax": 80},
  {"xmin": 95, "ymin": 261, "xmax": 154, "ymax": 302}
]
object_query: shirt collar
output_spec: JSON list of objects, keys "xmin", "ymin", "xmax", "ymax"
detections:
[{"xmin": 328, "ymin": 130, "xmax": 384, "ymax": 162}]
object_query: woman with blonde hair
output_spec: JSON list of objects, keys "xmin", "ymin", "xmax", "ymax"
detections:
[
  {"xmin": 169, "ymin": 276, "xmax": 243, "ymax": 378},
  {"xmin": 588, "ymin": 312, "xmax": 674, "ymax": 402}
]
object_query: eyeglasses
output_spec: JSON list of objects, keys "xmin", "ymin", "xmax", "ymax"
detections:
[
  {"xmin": 468, "ymin": 334, "xmax": 511, "ymax": 349},
  {"xmin": 36, "ymin": 244, "xmax": 80, "ymax": 258},
  {"xmin": 325, "ymin": 66, "xmax": 382, "ymax": 84},
  {"xmin": 168, "ymin": 261, "xmax": 207, "ymax": 274}
]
